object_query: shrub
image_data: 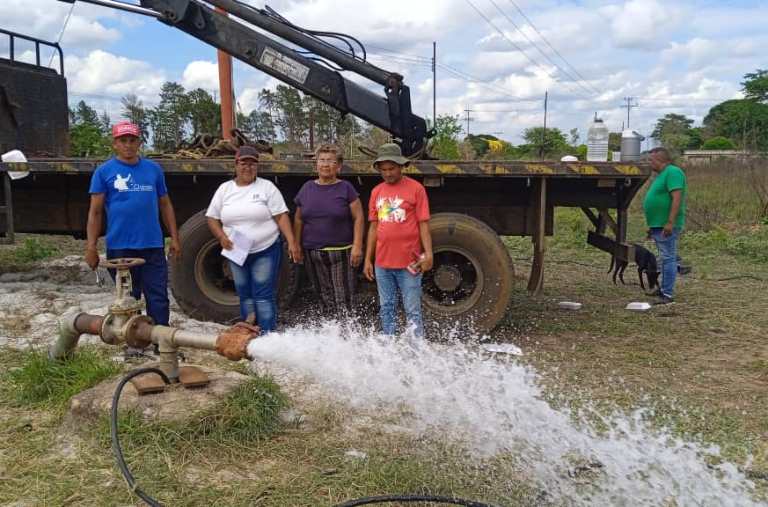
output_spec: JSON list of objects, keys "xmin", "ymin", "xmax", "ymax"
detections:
[{"xmin": 702, "ymin": 137, "xmax": 736, "ymax": 150}]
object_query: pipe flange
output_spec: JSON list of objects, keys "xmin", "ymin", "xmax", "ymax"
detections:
[
  {"xmin": 123, "ymin": 315, "xmax": 154, "ymax": 349},
  {"xmin": 100, "ymin": 314, "xmax": 119, "ymax": 345}
]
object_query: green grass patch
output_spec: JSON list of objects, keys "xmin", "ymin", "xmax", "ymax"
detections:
[
  {"xmin": 98, "ymin": 375, "xmax": 288, "ymax": 449},
  {"xmin": 3, "ymin": 346, "xmax": 121, "ymax": 409},
  {"xmin": 0, "ymin": 236, "xmax": 60, "ymax": 272}
]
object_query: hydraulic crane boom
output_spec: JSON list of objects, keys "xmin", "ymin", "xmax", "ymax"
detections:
[{"xmin": 59, "ymin": 0, "xmax": 430, "ymax": 157}]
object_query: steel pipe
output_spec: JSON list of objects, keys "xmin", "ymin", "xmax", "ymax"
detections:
[{"xmin": 49, "ymin": 312, "xmax": 105, "ymax": 360}]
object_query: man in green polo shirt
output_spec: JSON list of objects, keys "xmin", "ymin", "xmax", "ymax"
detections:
[{"xmin": 643, "ymin": 147, "xmax": 687, "ymax": 304}]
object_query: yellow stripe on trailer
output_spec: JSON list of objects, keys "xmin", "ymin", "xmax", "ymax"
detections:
[
  {"xmin": 615, "ymin": 164, "xmax": 641, "ymax": 175},
  {"xmin": 525, "ymin": 164, "xmax": 555, "ymax": 174},
  {"xmin": 567, "ymin": 164, "xmax": 600, "ymax": 175},
  {"xmin": 436, "ymin": 164, "xmax": 463, "ymax": 174}
]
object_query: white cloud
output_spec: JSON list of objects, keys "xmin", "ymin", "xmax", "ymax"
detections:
[
  {"xmin": 2, "ymin": 0, "xmax": 121, "ymax": 52},
  {"xmin": 268, "ymin": 0, "xmax": 472, "ymax": 49},
  {"xmin": 237, "ymin": 87, "xmax": 263, "ymax": 114},
  {"xmin": 66, "ymin": 50, "xmax": 166, "ymax": 104},
  {"xmin": 603, "ymin": 0, "xmax": 687, "ymax": 50},
  {"xmin": 181, "ymin": 60, "xmax": 220, "ymax": 92}
]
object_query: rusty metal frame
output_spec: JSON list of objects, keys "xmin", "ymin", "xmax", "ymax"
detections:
[
  {"xmin": 0, "ymin": 171, "xmax": 13, "ymax": 244},
  {"xmin": 527, "ymin": 177, "xmax": 547, "ymax": 295},
  {"xmin": 582, "ymin": 178, "xmax": 645, "ymax": 264}
]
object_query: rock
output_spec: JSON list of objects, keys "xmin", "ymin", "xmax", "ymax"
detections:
[
  {"xmin": 0, "ymin": 272, "xmax": 47, "ymax": 283},
  {"xmin": 344, "ymin": 449, "xmax": 367, "ymax": 460},
  {"xmin": 29, "ymin": 313, "xmax": 57, "ymax": 326},
  {"xmin": 62, "ymin": 365, "xmax": 252, "ymax": 429},
  {"xmin": 279, "ymin": 408, "xmax": 305, "ymax": 427}
]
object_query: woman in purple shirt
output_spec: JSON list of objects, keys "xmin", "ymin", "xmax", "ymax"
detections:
[{"xmin": 293, "ymin": 144, "xmax": 364, "ymax": 314}]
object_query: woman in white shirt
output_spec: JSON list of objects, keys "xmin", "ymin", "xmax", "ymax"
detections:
[{"xmin": 206, "ymin": 146, "xmax": 300, "ymax": 332}]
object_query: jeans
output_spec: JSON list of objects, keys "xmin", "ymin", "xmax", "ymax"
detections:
[
  {"xmin": 228, "ymin": 239, "xmax": 282, "ymax": 332},
  {"xmin": 650, "ymin": 227, "xmax": 680, "ymax": 298},
  {"xmin": 106, "ymin": 247, "xmax": 169, "ymax": 326},
  {"xmin": 374, "ymin": 266, "xmax": 423, "ymax": 337}
]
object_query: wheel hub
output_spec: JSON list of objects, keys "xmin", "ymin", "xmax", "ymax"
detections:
[{"xmin": 433, "ymin": 264, "xmax": 462, "ymax": 292}]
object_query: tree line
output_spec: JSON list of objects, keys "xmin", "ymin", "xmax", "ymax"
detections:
[
  {"xmin": 68, "ymin": 68, "xmax": 768, "ymax": 159},
  {"xmin": 68, "ymin": 82, "xmax": 389, "ymax": 158}
]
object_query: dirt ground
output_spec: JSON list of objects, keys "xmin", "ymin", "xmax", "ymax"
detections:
[{"xmin": 1, "ymin": 230, "xmax": 767, "ymax": 505}]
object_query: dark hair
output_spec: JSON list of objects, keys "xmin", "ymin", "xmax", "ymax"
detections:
[{"xmin": 314, "ymin": 143, "xmax": 343, "ymax": 163}]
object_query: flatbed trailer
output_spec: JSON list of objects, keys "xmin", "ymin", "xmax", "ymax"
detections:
[{"xmin": 0, "ymin": 157, "xmax": 650, "ymax": 332}]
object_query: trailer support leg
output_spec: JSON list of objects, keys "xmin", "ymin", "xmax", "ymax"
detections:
[
  {"xmin": 0, "ymin": 171, "xmax": 14, "ymax": 245},
  {"xmin": 527, "ymin": 178, "xmax": 546, "ymax": 295}
]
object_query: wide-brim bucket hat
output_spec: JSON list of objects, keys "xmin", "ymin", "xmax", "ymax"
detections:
[{"xmin": 373, "ymin": 143, "xmax": 409, "ymax": 166}]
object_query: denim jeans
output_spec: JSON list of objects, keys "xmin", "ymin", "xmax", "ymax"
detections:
[
  {"xmin": 650, "ymin": 227, "xmax": 680, "ymax": 298},
  {"xmin": 374, "ymin": 266, "xmax": 423, "ymax": 337},
  {"xmin": 106, "ymin": 247, "xmax": 169, "ymax": 326},
  {"xmin": 228, "ymin": 239, "xmax": 282, "ymax": 332}
]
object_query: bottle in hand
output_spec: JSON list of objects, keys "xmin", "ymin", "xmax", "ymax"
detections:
[{"xmin": 407, "ymin": 253, "xmax": 426, "ymax": 275}]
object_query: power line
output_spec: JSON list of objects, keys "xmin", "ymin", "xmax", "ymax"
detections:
[
  {"xmin": 487, "ymin": 0, "xmax": 596, "ymax": 97},
  {"xmin": 366, "ymin": 44, "xmax": 534, "ymax": 101},
  {"xmin": 505, "ymin": 0, "xmax": 600, "ymax": 95},
  {"xmin": 463, "ymin": 0, "xmax": 591, "ymax": 99}
]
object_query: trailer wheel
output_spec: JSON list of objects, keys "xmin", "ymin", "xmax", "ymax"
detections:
[
  {"xmin": 169, "ymin": 210, "xmax": 300, "ymax": 322},
  {"xmin": 423, "ymin": 213, "xmax": 514, "ymax": 334}
]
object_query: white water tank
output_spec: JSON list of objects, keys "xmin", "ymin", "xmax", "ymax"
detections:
[
  {"xmin": 586, "ymin": 116, "xmax": 609, "ymax": 162},
  {"xmin": 620, "ymin": 129, "xmax": 644, "ymax": 161}
]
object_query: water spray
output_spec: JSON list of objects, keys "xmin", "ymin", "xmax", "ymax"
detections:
[{"xmin": 49, "ymin": 258, "xmax": 495, "ymax": 506}]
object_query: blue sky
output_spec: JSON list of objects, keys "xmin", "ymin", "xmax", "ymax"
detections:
[{"xmin": 3, "ymin": 0, "xmax": 766, "ymax": 144}]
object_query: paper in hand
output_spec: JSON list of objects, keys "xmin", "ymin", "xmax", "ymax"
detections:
[{"xmin": 220, "ymin": 229, "xmax": 253, "ymax": 266}]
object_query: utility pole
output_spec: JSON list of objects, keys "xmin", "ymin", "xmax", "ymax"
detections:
[
  {"xmin": 622, "ymin": 96, "xmax": 638, "ymax": 129},
  {"xmin": 308, "ymin": 109, "xmax": 315, "ymax": 151},
  {"xmin": 540, "ymin": 90, "xmax": 548, "ymax": 159},
  {"xmin": 464, "ymin": 108, "xmax": 473, "ymax": 136},
  {"xmin": 432, "ymin": 41, "xmax": 437, "ymax": 126}
]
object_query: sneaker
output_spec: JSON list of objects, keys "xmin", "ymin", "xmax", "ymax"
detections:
[{"xmin": 653, "ymin": 295, "xmax": 675, "ymax": 305}]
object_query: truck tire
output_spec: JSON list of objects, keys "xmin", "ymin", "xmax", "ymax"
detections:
[
  {"xmin": 423, "ymin": 212, "xmax": 514, "ymax": 334},
  {"xmin": 169, "ymin": 210, "xmax": 300, "ymax": 322}
]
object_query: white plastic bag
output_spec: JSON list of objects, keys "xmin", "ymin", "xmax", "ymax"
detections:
[{"xmin": 1, "ymin": 149, "xmax": 29, "ymax": 180}]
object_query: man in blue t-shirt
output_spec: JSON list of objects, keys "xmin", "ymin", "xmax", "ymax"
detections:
[{"xmin": 85, "ymin": 121, "xmax": 180, "ymax": 353}]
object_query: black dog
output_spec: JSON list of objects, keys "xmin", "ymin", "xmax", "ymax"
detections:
[{"xmin": 608, "ymin": 243, "xmax": 659, "ymax": 291}]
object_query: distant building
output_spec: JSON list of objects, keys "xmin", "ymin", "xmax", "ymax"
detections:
[{"xmin": 682, "ymin": 150, "xmax": 758, "ymax": 164}]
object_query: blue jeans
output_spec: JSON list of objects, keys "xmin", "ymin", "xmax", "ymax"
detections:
[
  {"xmin": 650, "ymin": 227, "xmax": 680, "ymax": 298},
  {"xmin": 374, "ymin": 266, "xmax": 423, "ymax": 337},
  {"xmin": 228, "ymin": 239, "xmax": 282, "ymax": 332},
  {"xmin": 106, "ymin": 247, "xmax": 169, "ymax": 326}
]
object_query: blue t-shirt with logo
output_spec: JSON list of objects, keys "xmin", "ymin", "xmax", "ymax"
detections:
[{"xmin": 88, "ymin": 157, "xmax": 168, "ymax": 249}]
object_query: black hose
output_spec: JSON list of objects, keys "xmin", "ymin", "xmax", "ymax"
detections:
[
  {"xmin": 111, "ymin": 367, "xmax": 171, "ymax": 507},
  {"xmin": 336, "ymin": 494, "xmax": 495, "ymax": 506},
  {"xmin": 111, "ymin": 369, "xmax": 494, "ymax": 507}
]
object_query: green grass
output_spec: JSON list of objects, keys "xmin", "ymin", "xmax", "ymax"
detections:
[
  {"xmin": 3, "ymin": 346, "xmax": 122, "ymax": 409},
  {"xmin": 0, "ymin": 352, "xmax": 528, "ymax": 506}
]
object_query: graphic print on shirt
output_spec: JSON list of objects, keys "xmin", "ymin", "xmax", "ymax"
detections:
[
  {"xmin": 112, "ymin": 173, "xmax": 153, "ymax": 193},
  {"xmin": 114, "ymin": 173, "xmax": 131, "ymax": 191},
  {"xmin": 376, "ymin": 196, "xmax": 406, "ymax": 223}
]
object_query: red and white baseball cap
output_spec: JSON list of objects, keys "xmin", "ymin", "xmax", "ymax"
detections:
[{"xmin": 112, "ymin": 121, "xmax": 141, "ymax": 139}]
